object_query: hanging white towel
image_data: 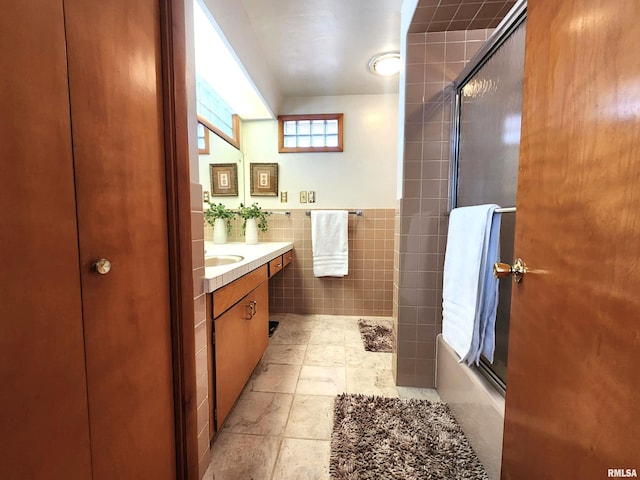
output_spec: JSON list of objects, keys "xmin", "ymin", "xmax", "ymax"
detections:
[
  {"xmin": 442, "ymin": 204, "xmax": 501, "ymax": 366},
  {"xmin": 311, "ymin": 210, "xmax": 348, "ymax": 277}
]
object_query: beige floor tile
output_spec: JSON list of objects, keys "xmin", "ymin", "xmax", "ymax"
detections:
[
  {"xmin": 207, "ymin": 431, "xmax": 281, "ymax": 480},
  {"xmin": 275, "ymin": 319, "xmax": 315, "ymax": 333},
  {"xmin": 346, "ymin": 367, "xmax": 399, "ymax": 397},
  {"xmin": 271, "ymin": 438, "xmax": 331, "ymax": 480},
  {"xmin": 303, "ymin": 345, "xmax": 345, "ymax": 367},
  {"xmin": 263, "ymin": 344, "xmax": 307, "ymax": 365},
  {"xmin": 397, "ymin": 386, "xmax": 442, "ymax": 401},
  {"xmin": 308, "ymin": 328, "xmax": 344, "ymax": 346},
  {"xmin": 222, "ymin": 391, "xmax": 293, "ymax": 436},
  {"xmin": 284, "ymin": 395, "xmax": 334, "ymax": 440},
  {"xmin": 296, "ymin": 365, "xmax": 346, "ymax": 396},
  {"xmin": 345, "ymin": 346, "xmax": 393, "ymax": 370},
  {"xmin": 344, "ymin": 329, "xmax": 364, "ymax": 346},
  {"xmin": 205, "ymin": 313, "xmax": 406, "ymax": 479},
  {"xmin": 270, "ymin": 327, "xmax": 313, "ymax": 345},
  {"xmin": 248, "ymin": 363, "xmax": 301, "ymax": 394}
]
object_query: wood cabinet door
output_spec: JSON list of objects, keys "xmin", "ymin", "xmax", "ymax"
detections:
[
  {"xmin": 501, "ymin": 1, "xmax": 640, "ymax": 477},
  {"xmin": 247, "ymin": 282, "xmax": 269, "ymax": 368},
  {"xmin": 64, "ymin": 0, "xmax": 177, "ymax": 478},
  {"xmin": 214, "ymin": 281, "xmax": 269, "ymax": 428},
  {"xmin": 0, "ymin": 2, "xmax": 93, "ymax": 479},
  {"xmin": 215, "ymin": 293, "xmax": 255, "ymax": 427}
]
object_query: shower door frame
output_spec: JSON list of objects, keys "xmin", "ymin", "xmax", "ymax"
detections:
[{"xmin": 448, "ymin": 0, "xmax": 527, "ymax": 394}]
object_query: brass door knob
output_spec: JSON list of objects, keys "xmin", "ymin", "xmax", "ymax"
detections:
[
  {"xmin": 92, "ymin": 258, "xmax": 112, "ymax": 275},
  {"xmin": 493, "ymin": 258, "xmax": 526, "ymax": 283}
]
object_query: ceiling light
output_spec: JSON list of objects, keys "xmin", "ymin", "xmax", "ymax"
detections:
[{"xmin": 368, "ymin": 52, "xmax": 401, "ymax": 76}]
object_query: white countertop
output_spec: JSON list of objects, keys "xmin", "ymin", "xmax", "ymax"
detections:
[{"xmin": 204, "ymin": 241, "xmax": 294, "ymax": 293}]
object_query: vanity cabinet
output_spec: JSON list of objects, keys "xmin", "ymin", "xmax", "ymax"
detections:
[
  {"xmin": 206, "ymin": 249, "xmax": 293, "ymax": 436},
  {"xmin": 207, "ymin": 265, "xmax": 269, "ymax": 434}
]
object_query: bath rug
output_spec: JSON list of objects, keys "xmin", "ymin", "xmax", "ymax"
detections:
[
  {"xmin": 330, "ymin": 393, "xmax": 489, "ymax": 480},
  {"xmin": 357, "ymin": 319, "xmax": 394, "ymax": 352}
]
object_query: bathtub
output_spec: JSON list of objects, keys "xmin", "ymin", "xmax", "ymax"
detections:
[{"xmin": 435, "ymin": 334, "xmax": 505, "ymax": 480}]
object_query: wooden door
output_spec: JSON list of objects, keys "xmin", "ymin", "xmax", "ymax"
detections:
[
  {"xmin": 501, "ymin": 1, "xmax": 640, "ymax": 478},
  {"xmin": 1, "ymin": 0, "xmax": 192, "ymax": 478},
  {"xmin": 0, "ymin": 2, "xmax": 93, "ymax": 478},
  {"xmin": 64, "ymin": 0, "xmax": 177, "ymax": 478}
]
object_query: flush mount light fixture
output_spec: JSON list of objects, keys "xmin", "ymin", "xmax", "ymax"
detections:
[{"xmin": 368, "ymin": 51, "xmax": 401, "ymax": 76}]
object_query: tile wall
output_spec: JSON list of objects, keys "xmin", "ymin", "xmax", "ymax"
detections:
[
  {"xmin": 191, "ymin": 183, "xmax": 210, "ymax": 475},
  {"xmin": 394, "ymin": 29, "xmax": 493, "ymax": 387},
  {"xmin": 204, "ymin": 209, "xmax": 395, "ymax": 316}
]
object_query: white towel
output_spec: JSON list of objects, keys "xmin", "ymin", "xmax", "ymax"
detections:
[
  {"xmin": 311, "ymin": 210, "xmax": 348, "ymax": 277},
  {"xmin": 442, "ymin": 204, "xmax": 501, "ymax": 366}
]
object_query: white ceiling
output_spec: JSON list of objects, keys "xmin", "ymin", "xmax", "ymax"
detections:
[{"xmin": 238, "ymin": 0, "xmax": 403, "ymax": 98}]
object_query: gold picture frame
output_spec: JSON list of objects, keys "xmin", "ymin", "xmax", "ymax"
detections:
[
  {"xmin": 209, "ymin": 163, "xmax": 238, "ymax": 197},
  {"xmin": 250, "ymin": 163, "xmax": 278, "ymax": 196}
]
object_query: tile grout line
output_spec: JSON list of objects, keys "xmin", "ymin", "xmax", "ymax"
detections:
[{"xmin": 268, "ymin": 313, "xmax": 309, "ymax": 480}]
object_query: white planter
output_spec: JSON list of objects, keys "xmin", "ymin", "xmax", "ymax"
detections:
[
  {"xmin": 245, "ymin": 218, "xmax": 259, "ymax": 245},
  {"xmin": 213, "ymin": 218, "xmax": 227, "ymax": 244}
]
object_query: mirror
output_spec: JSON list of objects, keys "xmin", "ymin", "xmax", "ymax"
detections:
[{"xmin": 198, "ymin": 124, "xmax": 245, "ymax": 210}]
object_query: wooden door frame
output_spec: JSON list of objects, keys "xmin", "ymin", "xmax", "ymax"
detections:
[{"xmin": 159, "ymin": 0, "xmax": 199, "ymax": 478}]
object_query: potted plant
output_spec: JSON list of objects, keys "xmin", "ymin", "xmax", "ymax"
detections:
[
  {"xmin": 237, "ymin": 202, "xmax": 271, "ymax": 244},
  {"xmin": 204, "ymin": 203, "xmax": 235, "ymax": 244}
]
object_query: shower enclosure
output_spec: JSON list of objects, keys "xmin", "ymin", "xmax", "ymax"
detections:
[{"xmin": 450, "ymin": 12, "xmax": 526, "ymax": 391}]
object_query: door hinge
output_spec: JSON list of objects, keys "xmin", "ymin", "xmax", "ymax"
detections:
[{"xmin": 212, "ymin": 329, "xmax": 215, "ymax": 345}]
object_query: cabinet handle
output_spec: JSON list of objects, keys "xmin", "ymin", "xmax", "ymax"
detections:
[{"xmin": 245, "ymin": 300, "xmax": 257, "ymax": 320}]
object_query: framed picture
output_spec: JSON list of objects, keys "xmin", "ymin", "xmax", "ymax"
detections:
[
  {"xmin": 250, "ymin": 163, "xmax": 278, "ymax": 196},
  {"xmin": 209, "ymin": 163, "xmax": 238, "ymax": 196}
]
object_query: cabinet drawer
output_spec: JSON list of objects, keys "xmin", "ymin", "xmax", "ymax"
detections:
[
  {"xmin": 283, "ymin": 249, "xmax": 293, "ymax": 267},
  {"xmin": 268, "ymin": 255, "xmax": 284, "ymax": 278},
  {"xmin": 212, "ymin": 264, "xmax": 267, "ymax": 319}
]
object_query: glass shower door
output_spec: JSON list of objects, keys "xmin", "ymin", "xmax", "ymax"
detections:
[{"xmin": 454, "ymin": 20, "xmax": 526, "ymax": 389}]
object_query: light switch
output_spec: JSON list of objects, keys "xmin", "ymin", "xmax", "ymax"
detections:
[
  {"xmin": 280, "ymin": 191, "xmax": 288, "ymax": 203},
  {"xmin": 308, "ymin": 191, "xmax": 316, "ymax": 203},
  {"xmin": 299, "ymin": 191, "xmax": 307, "ymax": 203},
  {"xmin": 203, "ymin": 191, "xmax": 210, "ymax": 203}
]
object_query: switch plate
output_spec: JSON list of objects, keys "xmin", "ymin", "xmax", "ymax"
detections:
[
  {"xmin": 203, "ymin": 191, "xmax": 210, "ymax": 203},
  {"xmin": 308, "ymin": 191, "xmax": 316, "ymax": 203},
  {"xmin": 299, "ymin": 191, "xmax": 307, "ymax": 203},
  {"xmin": 280, "ymin": 191, "xmax": 288, "ymax": 203}
]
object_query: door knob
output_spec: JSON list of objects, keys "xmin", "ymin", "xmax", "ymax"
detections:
[
  {"xmin": 493, "ymin": 258, "xmax": 526, "ymax": 283},
  {"xmin": 92, "ymin": 258, "xmax": 112, "ymax": 275}
]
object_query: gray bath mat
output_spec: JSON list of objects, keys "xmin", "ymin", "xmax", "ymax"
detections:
[
  {"xmin": 330, "ymin": 394, "xmax": 489, "ymax": 480},
  {"xmin": 357, "ymin": 319, "xmax": 394, "ymax": 352}
]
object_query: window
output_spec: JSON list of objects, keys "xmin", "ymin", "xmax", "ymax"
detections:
[
  {"xmin": 278, "ymin": 114, "xmax": 343, "ymax": 153},
  {"xmin": 197, "ymin": 123, "xmax": 210, "ymax": 154},
  {"xmin": 196, "ymin": 74, "xmax": 241, "ymax": 149}
]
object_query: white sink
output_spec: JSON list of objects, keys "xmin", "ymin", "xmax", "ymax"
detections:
[{"xmin": 205, "ymin": 255, "xmax": 244, "ymax": 267}]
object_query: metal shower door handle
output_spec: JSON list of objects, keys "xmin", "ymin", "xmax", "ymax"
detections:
[{"xmin": 493, "ymin": 258, "xmax": 526, "ymax": 283}]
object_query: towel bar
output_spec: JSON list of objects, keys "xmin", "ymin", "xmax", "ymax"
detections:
[
  {"xmin": 447, "ymin": 206, "xmax": 516, "ymax": 215},
  {"xmin": 305, "ymin": 210, "xmax": 363, "ymax": 216}
]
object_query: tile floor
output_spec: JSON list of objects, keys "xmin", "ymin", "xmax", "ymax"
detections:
[{"xmin": 203, "ymin": 313, "xmax": 440, "ymax": 480}]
